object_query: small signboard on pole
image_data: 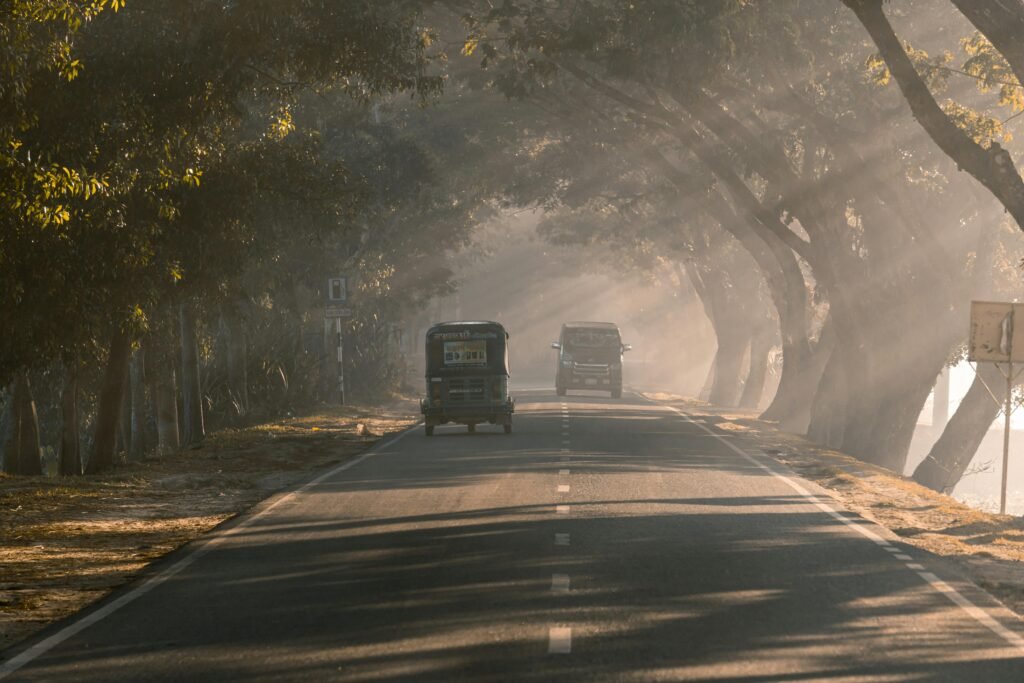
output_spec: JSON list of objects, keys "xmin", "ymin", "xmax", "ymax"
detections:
[
  {"xmin": 324, "ymin": 276, "xmax": 350, "ymax": 404},
  {"xmin": 969, "ymin": 301, "xmax": 1024, "ymax": 362},
  {"xmin": 968, "ymin": 301, "xmax": 1024, "ymax": 514}
]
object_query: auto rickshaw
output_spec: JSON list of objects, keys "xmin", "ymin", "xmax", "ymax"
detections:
[{"xmin": 420, "ymin": 321, "xmax": 514, "ymax": 436}]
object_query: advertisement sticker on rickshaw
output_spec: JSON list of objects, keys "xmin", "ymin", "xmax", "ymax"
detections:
[{"xmin": 444, "ymin": 340, "xmax": 487, "ymax": 365}]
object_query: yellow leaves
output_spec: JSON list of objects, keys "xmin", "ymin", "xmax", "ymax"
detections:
[
  {"xmin": 865, "ymin": 53, "xmax": 890, "ymax": 87},
  {"xmin": 181, "ymin": 167, "xmax": 202, "ymax": 188},
  {"xmin": 267, "ymin": 108, "xmax": 295, "ymax": 141},
  {"xmin": 866, "ymin": 44, "xmax": 952, "ymax": 92},
  {"xmin": 962, "ymin": 32, "xmax": 1024, "ymax": 113},
  {"xmin": 462, "ymin": 38, "xmax": 479, "ymax": 57},
  {"xmin": 943, "ymin": 100, "xmax": 1010, "ymax": 146}
]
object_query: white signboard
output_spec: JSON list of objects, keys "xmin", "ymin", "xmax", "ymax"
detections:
[
  {"xmin": 325, "ymin": 305, "xmax": 352, "ymax": 319},
  {"xmin": 969, "ymin": 301, "xmax": 1024, "ymax": 362},
  {"xmin": 444, "ymin": 340, "xmax": 487, "ymax": 366}
]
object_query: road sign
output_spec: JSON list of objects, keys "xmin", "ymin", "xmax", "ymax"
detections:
[
  {"xmin": 969, "ymin": 301, "xmax": 1024, "ymax": 362},
  {"xmin": 327, "ymin": 276, "xmax": 348, "ymax": 303},
  {"xmin": 324, "ymin": 305, "xmax": 352, "ymax": 319}
]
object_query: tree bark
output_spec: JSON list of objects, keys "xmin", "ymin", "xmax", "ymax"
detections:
[
  {"xmin": 60, "ymin": 358, "xmax": 82, "ymax": 476},
  {"xmin": 222, "ymin": 304, "xmax": 249, "ymax": 419},
  {"xmin": 146, "ymin": 334, "xmax": 180, "ymax": 453},
  {"xmin": 913, "ymin": 362, "xmax": 1006, "ymax": 492},
  {"xmin": 1, "ymin": 373, "xmax": 43, "ymax": 475},
  {"xmin": 179, "ymin": 301, "xmax": 205, "ymax": 447},
  {"xmin": 739, "ymin": 327, "xmax": 775, "ymax": 410},
  {"xmin": 87, "ymin": 328, "xmax": 132, "ymax": 474},
  {"xmin": 129, "ymin": 349, "xmax": 146, "ymax": 460}
]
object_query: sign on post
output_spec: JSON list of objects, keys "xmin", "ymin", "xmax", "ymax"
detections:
[
  {"xmin": 324, "ymin": 276, "xmax": 350, "ymax": 404},
  {"xmin": 327, "ymin": 276, "xmax": 348, "ymax": 304},
  {"xmin": 968, "ymin": 301, "xmax": 1024, "ymax": 515}
]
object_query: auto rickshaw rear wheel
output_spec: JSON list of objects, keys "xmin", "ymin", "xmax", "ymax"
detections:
[
  {"xmin": 503, "ymin": 423, "xmax": 512, "ymax": 434},
  {"xmin": 425, "ymin": 424, "xmax": 434, "ymax": 436}
]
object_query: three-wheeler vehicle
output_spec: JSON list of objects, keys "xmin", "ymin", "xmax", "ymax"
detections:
[{"xmin": 420, "ymin": 321, "xmax": 514, "ymax": 436}]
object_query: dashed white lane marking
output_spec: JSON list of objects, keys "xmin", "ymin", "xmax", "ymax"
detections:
[
  {"xmin": 559, "ymin": 469, "xmax": 570, "ymax": 475},
  {"xmin": 558, "ymin": 484, "xmax": 570, "ymax": 493},
  {"xmin": 666, "ymin": 405, "xmax": 1024, "ymax": 654},
  {"xmin": 0, "ymin": 424, "xmax": 423, "ymax": 681},
  {"xmin": 548, "ymin": 627, "xmax": 572, "ymax": 654},
  {"xmin": 551, "ymin": 574, "xmax": 570, "ymax": 593},
  {"xmin": 883, "ymin": 546, "xmax": 900, "ymax": 552},
  {"xmin": 894, "ymin": 554, "xmax": 913, "ymax": 561},
  {"xmin": 555, "ymin": 533, "xmax": 570, "ymax": 546},
  {"xmin": 907, "ymin": 563, "xmax": 925, "ymax": 571},
  {"xmin": 560, "ymin": 448, "xmax": 570, "ymax": 453},
  {"xmin": 556, "ymin": 505, "xmax": 570, "ymax": 514}
]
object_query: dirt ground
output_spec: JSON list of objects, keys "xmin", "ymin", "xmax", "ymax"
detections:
[
  {"xmin": 644, "ymin": 392, "xmax": 1024, "ymax": 618},
  {"xmin": 0, "ymin": 401, "xmax": 418, "ymax": 652}
]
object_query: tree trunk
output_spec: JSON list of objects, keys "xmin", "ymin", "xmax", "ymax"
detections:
[
  {"xmin": 129, "ymin": 349, "xmax": 146, "ymax": 460},
  {"xmin": 806, "ymin": 338, "xmax": 849, "ymax": 450},
  {"xmin": 914, "ymin": 362, "xmax": 1005, "ymax": 492},
  {"xmin": 222, "ymin": 305, "xmax": 249, "ymax": 419},
  {"xmin": 87, "ymin": 328, "xmax": 133, "ymax": 474},
  {"xmin": 739, "ymin": 327, "xmax": 775, "ymax": 410},
  {"xmin": 777, "ymin": 318, "xmax": 837, "ymax": 434},
  {"xmin": 709, "ymin": 337, "xmax": 749, "ymax": 408},
  {"xmin": 179, "ymin": 301, "xmax": 205, "ymax": 447},
  {"xmin": 60, "ymin": 359, "xmax": 82, "ymax": 476},
  {"xmin": 147, "ymin": 335, "xmax": 180, "ymax": 453},
  {"xmin": 698, "ymin": 361, "xmax": 715, "ymax": 403},
  {"xmin": 1, "ymin": 373, "xmax": 43, "ymax": 475}
]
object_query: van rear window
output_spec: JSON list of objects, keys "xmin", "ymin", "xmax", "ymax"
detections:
[{"xmin": 565, "ymin": 330, "xmax": 620, "ymax": 348}]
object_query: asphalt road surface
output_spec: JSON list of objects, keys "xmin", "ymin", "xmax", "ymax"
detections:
[{"xmin": 3, "ymin": 390, "xmax": 1024, "ymax": 682}]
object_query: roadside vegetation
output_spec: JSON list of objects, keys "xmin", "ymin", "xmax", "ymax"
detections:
[{"xmin": 4, "ymin": 0, "xmax": 1024, "ymax": 580}]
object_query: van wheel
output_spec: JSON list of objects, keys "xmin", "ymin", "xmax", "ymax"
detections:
[
  {"xmin": 611, "ymin": 387, "xmax": 622, "ymax": 399},
  {"xmin": 425, "ymin": 424, "xmax": 434, "ymax": 436},
  {"xmin": 467, "ymin": 423, "xmax": 476, "ymax": 434},
  {"xmin": 503, "ymin": 423, "xmax": 512, "ymax": 434}
]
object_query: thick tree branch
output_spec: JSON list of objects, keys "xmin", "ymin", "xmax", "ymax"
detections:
[
  {"xmin": 842, "ymin": 0, "xmax": 1024, "ymax": 232},
  {"xmin": 555, "ymin": 59, "xmax": 814, "ymax": 262}
]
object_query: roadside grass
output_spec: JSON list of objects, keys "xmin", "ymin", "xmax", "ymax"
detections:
[{"xmin": 0, "ymin": 400, "xmax": 417, "ymax": 652}]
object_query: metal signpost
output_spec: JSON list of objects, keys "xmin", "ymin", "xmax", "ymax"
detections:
[
  {"xmin": 968, "ymin": 301, "xmax": 1024, "ymax": 514},
  {"xmin": 325, "ymin": 276, "xmax": 351, "ymax": 404}
]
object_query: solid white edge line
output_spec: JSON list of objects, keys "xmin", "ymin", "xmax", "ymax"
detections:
[
  {"xmin": 664, "ymin": 405, "xmax": 1024, "ymax": 654},
  {"xmin": 0, "ymin": 423, "xmax": 422, "ymax": 680}
]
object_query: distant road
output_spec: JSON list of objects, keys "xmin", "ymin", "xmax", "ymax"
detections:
[{"xmin": 3, "ymin": 390, "xmax": 1023, "ymax": 681}]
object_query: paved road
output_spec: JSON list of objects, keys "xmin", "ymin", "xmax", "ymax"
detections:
[{"xmin": 3, "ymin": 390, "xmax": 1024, "ymax": 681}]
